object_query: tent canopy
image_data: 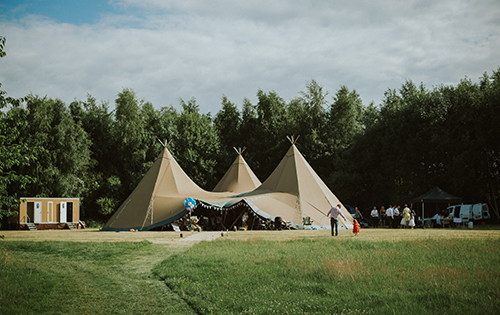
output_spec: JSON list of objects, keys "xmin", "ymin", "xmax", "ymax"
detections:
[
  {"xmin": 411, "ymin": 186, "xmax": 462, "ymax": 204},
  {"xmin": 212, "ymin": 152, "xmax": 261, "ymax": 194},
  {"xmin": 103, "ymin": 143, "xmax": 351, "ymax": 231},
  {"xmin": 102, "ymin": 147, "xmax": 236, "ymax": 231},
  {"xmin": 240, "ymin": 144, "xmax": 352, "ymax": 229}
]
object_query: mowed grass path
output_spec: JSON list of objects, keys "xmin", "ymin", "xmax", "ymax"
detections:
[
  {"xmin": 1, "ymin": 227, "xmax": 500, "ymax": 314},
  {"xmin": 1, "ymin": 230, "xmax": 198, "ymax": 315}
]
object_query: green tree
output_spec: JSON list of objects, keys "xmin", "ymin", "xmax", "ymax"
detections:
[
  {"xmin": 213, "ymin": 95, "xmax": 242, "ymax": 181},
  {"xmin": 70, "ymin": 95, "xmax": 118, "ymax": 218},
  {"xmin": 0, "ymin": 36, "xmax": 35, "ymax": 227},
  {"xmin": 175, "ymin": 98, "xmax": 220, "ymax": 189},
  {"xmin": 289, "ymin": 80, "xmax": 329, "ymax": 172},
  {"xmin": 327, "ymin": 85, "xmax": 364, "ymax": 152},
  {"xmin": 113, "ymin": 89, "xmax": 149, "ymax": 198},
  {"xmin": 322, "ymin": 86, "xmax": 365, "ymax": 204},
  {"xmin": 251, "ymin": 90, "xmax": 290, "ymax": 180},
  {"xmin": 477, "ymin": 69, "xmax": 500, "ymax": 217},
  {"xmin": 14, "ymin": 96, "xmax": 91, "ymax": 198},
  {"xmin": 239, "ymin": 98, "xmax": 260, "ymax": 171},
  {"xmin": 0, "ymin": 42, "xmax": 35, "ymax": 226},
  {"xmin": 142, "ymin": 102, "xmax": 179, "ymax": 164}
]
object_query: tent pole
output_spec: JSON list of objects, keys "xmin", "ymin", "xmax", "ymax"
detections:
[
  {"xmin": 210, "ymin": 209, "xmax": 227, "ymax": 230},
  {"xmin": 422, "ymin": 200, "xmax": 425, "ymax": 229},
  {"xmin": 229, "ymin": 211, "xmax": 245, "ymax": 231}
]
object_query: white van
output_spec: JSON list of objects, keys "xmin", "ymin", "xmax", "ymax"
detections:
[{"xmin": 446, "ymin": 203, "xmax": 490, "ymax": 223}]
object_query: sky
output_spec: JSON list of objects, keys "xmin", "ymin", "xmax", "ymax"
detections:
[{"xmin": 0, "ymin": 0, "xmax": 499, "ymax": 114}]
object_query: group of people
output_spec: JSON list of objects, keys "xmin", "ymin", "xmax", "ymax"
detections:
[
  {"xmin": 324, "ymin": 203, "xmax": 421, "ymax": 237},
  {"xmin": 370, "ymin": 204, "xmax": 416, "ymax": 229}
]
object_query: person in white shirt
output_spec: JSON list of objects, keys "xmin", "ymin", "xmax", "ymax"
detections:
[
  {"xmin": 386, "ymin": 206, "xmax": 394, "ymax": 228},
  {"xmin": 327, "ymin": 204, "xmax": 346, "ymax": 236},
  {"xmin": 393, "ymin": 206, "xmax": 400, "ymax": 228},
  {"xmin": 370, "ymin": 206, "xmax": 379, "ymax": 228}
]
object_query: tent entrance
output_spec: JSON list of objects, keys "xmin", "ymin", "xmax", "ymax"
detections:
[{"xmin": 189, "ymin": 201, "xmax": 270, "ymax": 231}]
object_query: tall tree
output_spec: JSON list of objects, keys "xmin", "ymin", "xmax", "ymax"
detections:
[
  {"xmin": 323, "ymin": 86, "xmax": 365, "ymax": 202},
  {"xmin": 70, "ymin": 95, "xmax": 118, "ymax": 218},
  {"xmin": 239, "ymin": 97, "xmax": 260, "ymax": 171},
  {"xmin": 290, "ymin": 80, "xmax": 329, "ymax": 171},
  {"xmin": 213, "ymin": 95, "xmax": 242, "ymax": 181},
  {"xmin": 0, "ymin": 36, "xmax": 34, "ymax": 226},
  {"xmin": 14, "ymin": 96, "xmax": 91, "ymax": 198},
  {"xmin": 477, "ymin": 69, "xmax": 500, "ymax": 217},
  {"xmin": 327, "ymin": 86, "xmax": 364, "ymax": 152},
  {"xmin": 175, "ymin": 98, "xmax": 220, "ymax": 189},
  {"xmin": 110, "ymin": 88, "xmax": 156, "ymax": 214},
  {"xmin": 251, "ymin": 90, "xmax": 289, "ymax": 180}
]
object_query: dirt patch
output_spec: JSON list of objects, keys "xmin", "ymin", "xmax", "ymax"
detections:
[{"xmin": 325, "ymin": 258, "xmax": 364, "ymax": 280}]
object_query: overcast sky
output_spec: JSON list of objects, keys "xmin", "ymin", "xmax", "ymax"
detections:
[{"xmin": 1, "ymin": 0, "xmax": 499, "ymax": 114}]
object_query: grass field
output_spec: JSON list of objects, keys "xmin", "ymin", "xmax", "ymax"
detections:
[{"xmin": 1, "ymin": 227, "xmax": 499, "ymax": 314}]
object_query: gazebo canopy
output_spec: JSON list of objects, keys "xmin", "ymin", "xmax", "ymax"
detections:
[{"xmin": 411, "ymin": 186, "xmax": 462, "ymax": 204}]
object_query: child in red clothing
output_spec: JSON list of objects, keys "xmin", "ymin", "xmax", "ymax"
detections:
[{"xmin": 353, "ymin": 219, "xmax": 360, "ymax": 236}]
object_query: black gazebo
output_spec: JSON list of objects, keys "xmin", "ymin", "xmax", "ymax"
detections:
[{"xmin": 411, "ymin": 186, "xmax": 462, "ymax": 226}]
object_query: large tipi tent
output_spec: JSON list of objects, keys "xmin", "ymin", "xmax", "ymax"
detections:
[
  {"xmin": 212, "ymin": 148, "xmax": 261, "ymax": 194},
  {"xmin": 103, "ymin": 141, "xmax": 351, "ymax": 231},
  {"xmin": 240, "ymin": 144, "xmax": 353, "ymax": 229},
  {"xmin": 102, "ymin": 147, "xmax": 232, "ymax": 231}
]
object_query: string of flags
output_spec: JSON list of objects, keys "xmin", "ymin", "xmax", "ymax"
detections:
[{"xmin": 186, "ymin": 199, "xmax": 253, "ymax": 212}]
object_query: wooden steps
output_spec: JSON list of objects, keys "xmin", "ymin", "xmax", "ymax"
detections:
[
  {"xmin": 67, "ymin": 222, "xmax": 78, "ymax": 230},
  {"xmin": 26, "ymin": 223, "xmax": 37, "ymax": 231}
]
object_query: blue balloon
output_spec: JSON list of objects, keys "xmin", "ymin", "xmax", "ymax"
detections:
[{"xmin": 183, "ymin": 197, "xmax": 197, "ymax": 209}]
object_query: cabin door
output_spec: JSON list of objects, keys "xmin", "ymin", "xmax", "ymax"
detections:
[
  {"xmin": 34, "ymin": 201, "xmax": 42, "ymax": 223},
  {"xmin": 60, "ymin": 202, "xmax": 67, "ymax": 223},
  {"xmin": 67, "ymin": 202, "xmax": 74, "ymax": 222},
  {"xmin": 47, "ymin": 201, "xmax": 54, "ymax": 223}
]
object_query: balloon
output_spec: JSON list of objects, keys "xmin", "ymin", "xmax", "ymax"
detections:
[{"xmin": 183, "ymin": 197, "xmax": 197, "ymax": 210}]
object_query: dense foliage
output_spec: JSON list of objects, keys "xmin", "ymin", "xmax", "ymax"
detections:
[
  {"xmin": 0, "ymin": 36, "xmax": 35, "ymax": 226},
  {"xmin": 1, "ymin": 35, "xmax": 499, "ymax": 224}
]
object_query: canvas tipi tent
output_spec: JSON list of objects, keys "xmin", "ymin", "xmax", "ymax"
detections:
[
  {"xmin": 102, "ymin": 146, "xmax": 232, "ymax": 231},
  {"xmin": 241, "ymin": 143, "xmax": 353, "ymax": 229},
  {"xmin": 103, "ymin": 141, "xmax": 351, "ymax": 231},
  {"xmin": 212, "ymin": 148, "xmax": 261, "ymax": 194}
]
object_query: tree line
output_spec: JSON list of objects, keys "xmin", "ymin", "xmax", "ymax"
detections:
[{"xmin": 1, "ymin": 38, "xmax": 499, "ymax": 225}]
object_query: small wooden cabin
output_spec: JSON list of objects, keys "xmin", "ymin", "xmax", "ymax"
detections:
[{"xmin": 19, "ymin": 197, "xmax": 81, "ymax": 230}]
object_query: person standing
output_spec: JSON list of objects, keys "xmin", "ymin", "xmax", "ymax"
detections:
[
  {"xmin": 380, "ymin": 206, "xmax": 386, "ymax": 227},
  {"xmin": 370, "ymin": 206, "xmax": 379, "ymax": 228},
  {"xmin": 386, "ymin": 205, "xmax": 394, "ymax": 228},
  {"xmin": 354, "ymin": 207, "xmax": 364, "ymax": 224},
  {"xmin": 327, "ymin": 204, "xmax": 346, "ymax": 236},
  {"xmin": 409, "ymin": 212, "xmax": 415, "ymax": 229},
  {"xmin": 403, "ymin": 204, "xmax": 411, "ymax": 229},
  {"xmin": 393, "ymin": 205, "xmax": 400, "ymax": 228}
]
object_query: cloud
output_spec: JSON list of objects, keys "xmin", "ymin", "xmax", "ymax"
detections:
[{"xmin": 0, "ymin": 0, "xmax": 499, "ymax": 114}]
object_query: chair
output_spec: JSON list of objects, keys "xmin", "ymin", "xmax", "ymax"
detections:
[{"xmin": 302, "ymin": 217, "xmax": 313, "ymax": 229}]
